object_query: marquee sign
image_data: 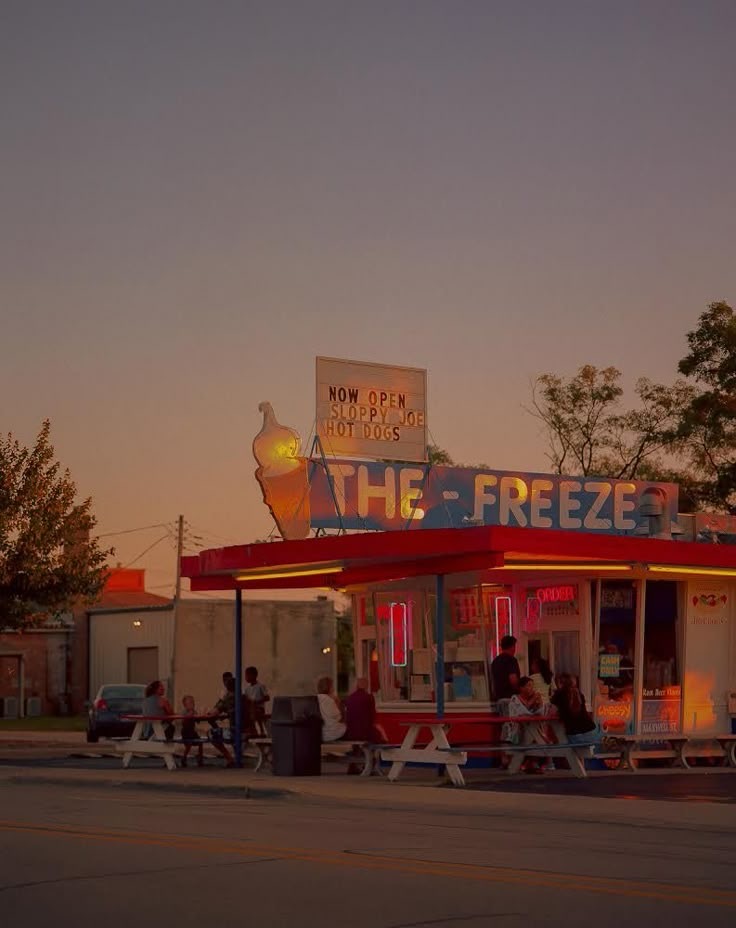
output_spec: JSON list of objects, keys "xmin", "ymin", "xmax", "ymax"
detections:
[
  {"xmin": 309, "ymin": 459, "xmax": 679, "ymax": 536},
  {"xmin": 316, "ymin": 357, "xmax": 427, "ymax": 463}
]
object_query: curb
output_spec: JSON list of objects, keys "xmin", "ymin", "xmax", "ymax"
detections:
[{"xmin": 1, "ymin": 772, "xmax": 291, "ymax": 801}]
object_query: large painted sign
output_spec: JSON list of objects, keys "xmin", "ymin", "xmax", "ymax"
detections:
[
  {"xmin": 309, "ymin": 459, "xmax": 679, "ymax": 535},
  {"xmin": 694, "ymin": 512, "xmax": 736, "ymax": 544},
  {"xmin": 316, "ymin": 357, "xmax": 427, "ymax": 463},
  {"xmin": 641, "ymin": 685, "xmax": 682, "ymax": 736}
]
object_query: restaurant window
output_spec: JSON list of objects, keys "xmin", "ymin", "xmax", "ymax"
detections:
[
  {"xmin": 595, "ymin": 580, "xmax": 637, "ymax": 735},
  {"xmin": 479, "ymin": 585, "xmax": 514, "ymax": 660},
  {"xmin": 443, "ymin": 584, "xmax": 491, "ymax": 703},
  {"xmin": 641, "ymin": 581, "xmax": 682, "ymax": 735},
  {"xmin": 354, "ymin": 594, "xmax": 378, "ymax": 694}
]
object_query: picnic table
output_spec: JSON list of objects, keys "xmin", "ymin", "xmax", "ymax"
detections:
[
  {"xmin": 382, "ymin": 714, "xmax": 592, "ymax": 786},
  {"xmin": 117, "ymin": 714, "xmax": 219, "ymax": 770}
]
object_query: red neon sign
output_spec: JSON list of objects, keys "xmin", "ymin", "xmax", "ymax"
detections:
[
  {"xmin": 536, "ymin": 584, "xmax": 578, "ymax": 604},
  {"xmin": 524, "ymin": 596, "xmax": 542, "ymax": 632},
  {"xmin": 390, "ymin": 602, "xmax": 408, "ymax": 666},
  {"xmin": 450, "ymin": 588, "xmax": 481, "ymax": 629}
]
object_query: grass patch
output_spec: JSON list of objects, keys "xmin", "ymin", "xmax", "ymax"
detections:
[{"xmin": 0, "ymin": 716, "xmax": 87, "ymax": 732}]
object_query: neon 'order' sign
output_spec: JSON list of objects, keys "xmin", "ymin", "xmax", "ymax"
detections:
[{"xmin": 536, "ymin": 584, "xmax": 578, "ymax": 603}]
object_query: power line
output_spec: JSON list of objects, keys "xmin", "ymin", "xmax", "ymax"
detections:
[
  {"xmin": 124, "ymin": 533, "xmax": 171, "ymax": 568},
  {"xmin": 185, "ymin": 522, "xmax": 239, "ymax": 546},
  {"xmin": 96, "ymin": 522, "xmax": 171, "ymax": 539}
]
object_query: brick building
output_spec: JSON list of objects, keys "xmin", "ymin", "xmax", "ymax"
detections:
[{"xmin": 0, "ymin": 567, "xmax": 170, "ymax": 718}]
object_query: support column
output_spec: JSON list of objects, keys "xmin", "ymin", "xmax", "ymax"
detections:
[
  {"xmin": 633, "ymin": 579, "xmax": 646, "ymax": 737},
  {"xmin": 234, "ymin": 589, "xmax": 243, "ymax": 768},
  {"xmin": 435, "ymin": 574, "xmax": 445, "ymax": 719}
]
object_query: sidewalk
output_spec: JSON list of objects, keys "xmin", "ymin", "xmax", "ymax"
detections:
[
  {"xmin": 3, "ymin": 738, "xmax": 736, "ymax": 832},
  {"xmin": 0, "ymin": 730, "xmax": 92, "ymax": 747}
]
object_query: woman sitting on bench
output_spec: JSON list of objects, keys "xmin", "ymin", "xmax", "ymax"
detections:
[
  {"xmin": 550, "ymin": 674, "xmax": 596, "ymax": 744},
  {"xmin": 317, "ymin": 676, "xmax": 346, "ymax": 742}
]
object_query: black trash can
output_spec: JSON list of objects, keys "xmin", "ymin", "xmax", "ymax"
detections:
[{"xmin": 270, "ymin": 695, "xmax": 323, "ymax": 776}]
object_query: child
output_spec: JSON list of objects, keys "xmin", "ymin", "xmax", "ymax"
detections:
[
  {"xmin": 180, "ymin": 694, "xmax": 204, "ymax": 768},
  {"xmin": 243, "ymin": 666, "xmax": 270, "ymax": 736}
]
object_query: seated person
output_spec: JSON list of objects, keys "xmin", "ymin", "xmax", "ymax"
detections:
[
  {"xmin": 180, "ymin": 694, "xmax": 204, "ymax": 767},
  {"xmin": 142, "ymin": 680, "xmax": 175, "ymax": 740},
  {"xmin": 550, "ymin": 673, "xmax": 596, "ymax": 744},
  {"xmin": 505, "ymin": 676, "xmax": 553, "ymax": 747},
  {"xmin": 207, "ymin": 679, "xmax": 236, "ymax": 766},
  {"xmin": 317, "ymin": 676, "xmax": 346, "ymax": 742},
  {"xmin": 344, "ymin": 677, "xmax": 387, "ymax": 743}
]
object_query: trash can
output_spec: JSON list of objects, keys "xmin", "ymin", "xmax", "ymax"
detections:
[{"xmin": 270, "ymin": 695, "xmax": 323, "ymax": 776}]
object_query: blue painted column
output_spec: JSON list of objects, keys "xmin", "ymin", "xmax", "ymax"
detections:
[
  {"xmin": 234, "ymin": 588, "xmax": 243, "ymax": 768},
  {"xmin": 435, "ymin": 574, "xmax": 445, "ymax": 719}
]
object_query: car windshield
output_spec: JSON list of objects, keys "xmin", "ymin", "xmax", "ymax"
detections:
[{"xmin": 100, "ymin": 685, "xmax": 145, "ymax": 699}]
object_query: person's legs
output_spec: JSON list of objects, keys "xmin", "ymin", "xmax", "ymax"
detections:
[
  {"xmin": 214, "ymin": 741, "xmax": 234, "ymax": 765},
  {"xmin": 568, "ymin": 732, "xmax": 591, "ymax": 745},
  {"xmin": 182, "ymin": 743, "xmax": 191, "ymax": 767}
]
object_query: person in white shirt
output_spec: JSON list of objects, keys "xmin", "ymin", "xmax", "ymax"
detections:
[{"xmin": 317, "ymin": 676, "xmax": 346, "ymax": 742}]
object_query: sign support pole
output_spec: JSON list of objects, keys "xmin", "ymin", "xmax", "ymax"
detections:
[{"xmin": 309, "ymin": 435, "xmax": 346, "ymax": 534}]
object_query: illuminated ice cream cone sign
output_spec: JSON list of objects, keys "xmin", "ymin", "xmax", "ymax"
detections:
[{"xmin": 253, "ymin": 402, "xmax": 310, "ymax": 540}]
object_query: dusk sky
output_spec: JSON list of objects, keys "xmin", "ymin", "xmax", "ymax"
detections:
[{"xmin": 2, "ymin": 2, "xmax": 735, "ymax": 597}]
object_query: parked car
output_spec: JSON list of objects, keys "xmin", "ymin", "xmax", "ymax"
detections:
[{"xmin": 86, "ymin": 683, "xmax": 145, "ymax": 742}]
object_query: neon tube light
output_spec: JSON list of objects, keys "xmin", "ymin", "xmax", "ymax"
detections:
[
  {"xmin": 496, "ymin": 564, "xmax": 632, "ymax": 572},
  {"xmin": 234, "ymin": 566, "xmax": 342, "ymax": 582},
  {"xmin": 494, "ymin": 595, "xmax": 513, "ymax": 653},
  {"xmin": 389, "ymin": 602, "xmax": 408, "ymax": 667},
  {"xmin": 648, "ymin": 565, "xmax": 736, "ymax": 578}
]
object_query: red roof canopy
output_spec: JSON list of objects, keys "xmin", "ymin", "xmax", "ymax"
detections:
[{"xmin": 181, "ymin": 525, "xmax": 736, "ymax": 592}]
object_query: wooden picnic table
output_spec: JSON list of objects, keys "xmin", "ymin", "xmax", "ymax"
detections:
[
  {"xmin": 382, "ymin": 713, "xmax": 590, "ymax": 786},
  {"xmin": 117, "ymin": 714, "xmax": 219, "ymax": 770}
]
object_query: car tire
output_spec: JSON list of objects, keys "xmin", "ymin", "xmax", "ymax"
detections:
[{"xmin": 86, "ymin": 729, "xmax": 99, "ymax": 743}]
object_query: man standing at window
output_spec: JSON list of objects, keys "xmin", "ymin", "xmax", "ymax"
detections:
[{"xmin": 491, "ymin": 635, "xmax": 521, "ymax": 714}]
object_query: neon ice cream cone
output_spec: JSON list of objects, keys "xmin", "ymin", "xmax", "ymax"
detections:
[{"xmin": 253, "ymin": 402, "xmax": 310, "ymax": 540}]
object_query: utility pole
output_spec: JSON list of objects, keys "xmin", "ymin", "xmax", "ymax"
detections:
[
  {"xmin": 174, "ymin": 514, "xmax": 184, "ymax": 601},
  {"xmin": 170, "ymin": 514, "xmax": 184, "ymax": 703}
]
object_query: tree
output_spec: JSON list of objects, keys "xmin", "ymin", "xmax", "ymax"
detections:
[
  {"xmin": 529, "ymin": 365, "xmax": 693, "ymax": 481},
  {"xmin": 0, "ymin": 421, "xmax": 113, "ymax": 628},
  {"xmin": 676, "ymin": 301, "xmax": 736, "ymax": 512},
  {"xmin": 427, "ymin": 444, "xmax": 454, "ymax": 466}
]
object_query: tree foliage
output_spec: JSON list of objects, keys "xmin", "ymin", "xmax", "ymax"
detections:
[
  {"xmin": 0, "ymin": 421, "xmax": 113, "ymax": 628},
  {"xmin": 427, "ymin": 444, "xmax": 454, "ymax": 466},
  {"xmin": 529, "ymin": 365, "xmax": 692, "ymax": 481},
  {"xmin": 676, "ymin": 302, "xmax": 736, "ymax": 512}
]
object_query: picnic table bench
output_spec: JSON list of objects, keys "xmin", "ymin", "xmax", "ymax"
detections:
[
  {"xmin": 117, "ymin": 714, "xmax": 219, "ymax": 769},
  {"xmin": 380, "ymin": 715, "xmax": 591, "ymax": 787},
  {"xmin": 246, "ymin": 737, "xmax": 385, "ymax": 776},
  {"xmin": 602, "ymin": 733, "xmax": 736, "ymax": 770}
]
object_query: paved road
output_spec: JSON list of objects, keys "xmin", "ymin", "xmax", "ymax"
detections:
[{"xmin": 3, "ymin": 782, "xmax": 736, "ymax": 928}]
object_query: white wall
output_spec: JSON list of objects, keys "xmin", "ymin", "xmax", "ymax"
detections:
[{"xmin": 89, "ymin": 607, "xmax": 174, "ymax": 698}]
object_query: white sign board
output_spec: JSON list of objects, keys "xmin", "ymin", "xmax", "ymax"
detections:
[
  {"xmin": 316, "ymin": 357, "xmax": 428, "ymax": 462},
  {"xmin": 683, "ymin": 582, "xmax": 732, "ymax": 734}
]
